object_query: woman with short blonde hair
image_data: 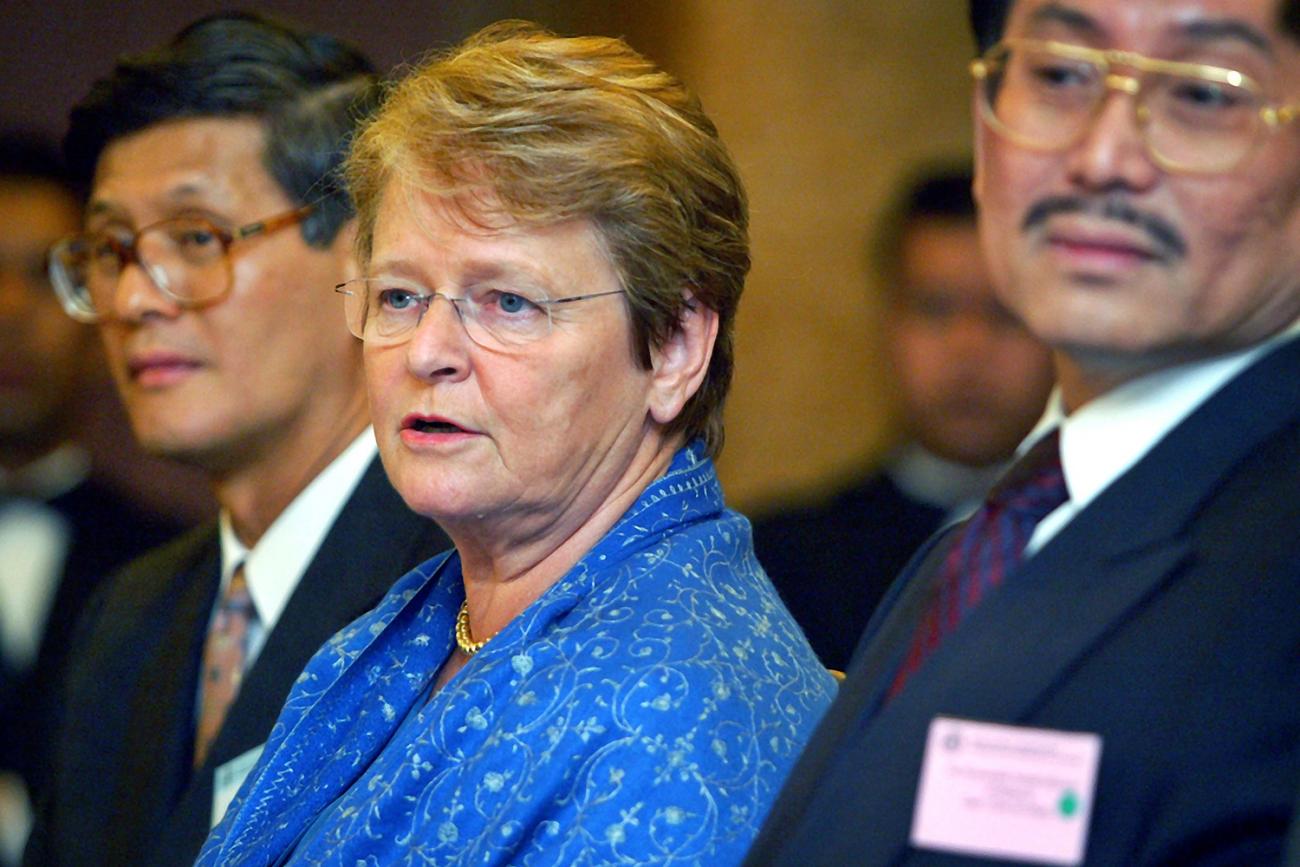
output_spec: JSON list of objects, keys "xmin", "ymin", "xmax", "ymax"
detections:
[{"xmin": 198, "ymin": 22, "xmax": 833, "ymax": 867}]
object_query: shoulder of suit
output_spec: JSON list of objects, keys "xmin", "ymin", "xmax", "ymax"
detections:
[
  {"xmin": 345, "ymin": 459, "xmax": 452, "ymax": 554},
  {"xmin": 104, "ymin": 521, "xmax": 221, "ymax": 601}
]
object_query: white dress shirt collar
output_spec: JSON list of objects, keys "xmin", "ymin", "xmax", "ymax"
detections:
[
  {"xmin": 887, "ymin": 443, "xmax": 1008, "ymax": 522},
  {"xmin": 1025, "ymin": 321, "xmax": 1300, "ymax": 553},
  {"xmin": 217, "ymin": 429, "xmax": 377, "ymax": 649}
]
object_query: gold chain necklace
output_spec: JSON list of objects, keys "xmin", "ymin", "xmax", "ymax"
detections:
[{"xmin": 455, "ymin": 599, "xmax": 492, "ymax": 655}]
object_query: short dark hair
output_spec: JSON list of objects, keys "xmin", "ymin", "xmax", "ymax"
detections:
[
  {"xmin": 969, "ymin": 0, "xmax": 1012, "ymax": 53},
  {"xmin": 969, "ymin": 0, "xmax": 1300, "ymax": 54},
  {"xmin": 874, "ymin": 163, "xmax": 976, "ymax": 285},
  {"xmin": 0, "ymin": 130, "xmax": 79, "ymax": 197},
  {"xmin": 64, "ymin": 11, "xmax": 379, "ymax": 247}
]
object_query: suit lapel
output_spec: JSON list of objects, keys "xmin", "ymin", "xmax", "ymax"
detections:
[
  {"xmin": 106, "ymin": 530, "xmax": 221, "ymax": 864},
  {"xmin": 883, "ymin": 336, "xmax": 1300, "ymax": 719},
  {"xmin": 203, "ymin": 458, "xmax": 447, "ymax": 766}
]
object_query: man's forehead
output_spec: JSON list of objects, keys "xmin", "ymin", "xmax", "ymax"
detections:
[
  {"xmin": 1006, "ymin": 0, "xmax": 1289, "ymax": 54},
  {"xmin": 88, "ymin": 172, "xmax": 232, "ymax": 223},
  {"xmin": 89, "ymin": 116, "xmax": 276, "ymax": 221}
]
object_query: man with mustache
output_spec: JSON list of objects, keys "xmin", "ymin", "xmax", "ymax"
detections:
[
  {"xmin": 25, "ymin": 14, "xmax": 449, "ymax": 867},
  {"xmin": 746, "ymin": 0, "xmax": 1300, "ymax": 864}
]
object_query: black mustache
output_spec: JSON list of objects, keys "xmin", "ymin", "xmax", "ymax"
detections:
[{"xmin": 1022, "ymin": 195, "xmax": 1187, "ymax": 260}]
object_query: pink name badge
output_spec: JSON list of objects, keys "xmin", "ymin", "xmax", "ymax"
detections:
[{"xmin": 910, "ymin": 716, "xmax": 1102, "ymax": 866}]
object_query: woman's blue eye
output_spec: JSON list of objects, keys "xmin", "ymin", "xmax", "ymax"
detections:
[
  {"xmin": 498, "ymin": 292, "xmax": 527, "ymax": 313},
  {"xmin": 379, "ymin": 289, "xmax": 419, "ymax": 310}
]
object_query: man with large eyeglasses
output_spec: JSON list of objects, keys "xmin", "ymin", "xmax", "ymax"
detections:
[
  {"xmin": 26, "ymin": 14, "xmax": 449, "ymax": 867},
  {"xmin": 746, "ymin": 0, "xmax": 1300, "ymax": 864}
]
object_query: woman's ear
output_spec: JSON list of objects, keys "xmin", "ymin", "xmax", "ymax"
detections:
[{"xmin": 648, "ymin": 294, "xmax": 719, "ymax": 427}]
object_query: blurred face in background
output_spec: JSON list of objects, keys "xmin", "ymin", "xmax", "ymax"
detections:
[
  {"xmin": 888, "ymin": 216, "xmax": 1054, "ymax": 466},
  {"xmin": 0, "ymin": 178, "xmax": 89, "ymax": 467},
  {"xmin": 88, "ymin": 117, "xmax": 363, "ymax": 474}
]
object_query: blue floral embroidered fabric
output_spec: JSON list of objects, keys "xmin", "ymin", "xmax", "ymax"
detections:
[{"xmin": 196, "ymin": 443, "xmax": 836, "ymax": 866}]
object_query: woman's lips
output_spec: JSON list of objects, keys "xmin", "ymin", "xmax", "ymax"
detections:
[{"xmin": 399, "ymin": 413, "xmax": 480, "ymax": 444}]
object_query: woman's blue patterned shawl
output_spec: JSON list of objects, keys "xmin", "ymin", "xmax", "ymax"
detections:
[{"xmin": 197, "ymin": 443, "xmax": 835, "ymax": 866}]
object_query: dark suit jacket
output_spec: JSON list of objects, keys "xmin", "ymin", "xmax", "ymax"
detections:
[
  {"xmin": 1286, "ymin": 783, "xmax": 1300, "ymax": 866},
  {"xmin": 24, "ymin": 458, "xmax": 452, "ymax": 867},
  {"xmin": 751, "ymin": 475, "xmax": 945, "ymax": 670},
  {"xmin": 0, "ymin": 478, "xmax": 184, "ymax": 802},
  {"xmin": 746, "ymin": 337, "xmax": 1300, "ymax": 866}
]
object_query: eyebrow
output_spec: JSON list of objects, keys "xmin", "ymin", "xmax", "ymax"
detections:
[
  {"xmin": 368, "ymin": 257, "xmax": 548, "ymax": 290},
  {"xmin": 1181, "ymin": 18, "xmax": 1273, "ymax": 56},
  {"xmin": 1026, "ymin": 2, "xmax": 1275, "ymax": 57},
  {"xmin": 365, "ymin": 260, "xmax": 427, "ymax": 281},
  {"xmin": 85, "ymin": 181, "xmax": 229, "ymax": 226},
  {"xmin": 1026, "ymin": 3, "xmax": 1104, "ymax": 39}
]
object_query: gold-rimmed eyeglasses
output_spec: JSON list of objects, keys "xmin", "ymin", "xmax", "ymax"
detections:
[
  {"xmin": 970, "ymin": 38, "xmax": 1299, "ymax": 174},
  {"xmin": 335, "ymin": 275, "xmax": 624, "ymax": 351},
  {"xmin": 47, "ymin": 205, "xmax": 313, "ymax": 323}
]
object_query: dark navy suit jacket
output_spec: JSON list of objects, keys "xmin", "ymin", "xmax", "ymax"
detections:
[
  {"xmin": 746, "ymin": 337, "xmax": 1300, "ymax": 866},
  {"xmin": 24, "ymin": 458, "xmax": 452, "ymax": 867}
]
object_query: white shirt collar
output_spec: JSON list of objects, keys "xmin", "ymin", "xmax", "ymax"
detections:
[
  {"xmin": 217, "ymin": 428, "xmax": 377, "ymax": 637},
  {"xmin": 887, "ymin": 442, "xmax": 1009, "ymax": 520},
  {"xmin": 1025, "ymin": 322, "xmax": 1300, "ymax": 552},
  {"xmin": 0, "ymin": 499, "xmax": 68, "ymax": 670}
]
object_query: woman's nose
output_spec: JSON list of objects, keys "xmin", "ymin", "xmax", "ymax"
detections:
[{"xmin": 404, "ymin": 294, "xmax": 472, "ymax": 381}]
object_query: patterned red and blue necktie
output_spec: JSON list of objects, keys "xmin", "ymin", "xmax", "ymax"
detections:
[
  {"xmin": 194, "ymin": 564, "xmax": 256, "ymax": 767},
  {"xmin": 889, "ymin": 429, "xmax": 1068, "ymax": 699}
]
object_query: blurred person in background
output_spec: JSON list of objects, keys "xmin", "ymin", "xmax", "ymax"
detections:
[
  {"xmin": 0, "ymin": 132, "xmax": 184, "ymax": 866},
  {"xmin": 197, "ymin": 22, "xmax": 834, "ymax": 867},
  {"xmin": 751, "ymin": 167, "xmax": 1053, "ymax": 670},
  {"xmin": 25, "ymin": 14, "xmax": 450, "ymax": 867}
]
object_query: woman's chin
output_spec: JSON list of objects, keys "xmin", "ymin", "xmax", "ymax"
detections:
[{"xmin": 398, "ymin": 484, "xmax": 484, "ymax": 527}]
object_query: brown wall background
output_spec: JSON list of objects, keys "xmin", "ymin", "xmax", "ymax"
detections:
[
  {"xmin": 2, "ymin": 1, "xmax": 977, "ymax": 520},
  {"xmin": 663, "ymin": 3, "xmax": 977, "ymax": 509}
]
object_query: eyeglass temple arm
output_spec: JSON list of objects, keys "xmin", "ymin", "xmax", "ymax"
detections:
[
  {"xmin": 546, "ymin": 289, "xmax": 626, "ymax": 306},
  {"xmin": 235, "ymin": 204, "xmax": 315, "ymax": 241}
]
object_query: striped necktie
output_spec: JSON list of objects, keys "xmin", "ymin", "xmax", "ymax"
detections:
[
  {"xmin": 889, "ymin": 430, "xmax": 1068, "ymax": 699},
  {"xmin": 194, "ymin": 563, "xmax": 256, "ymax": 767}
]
